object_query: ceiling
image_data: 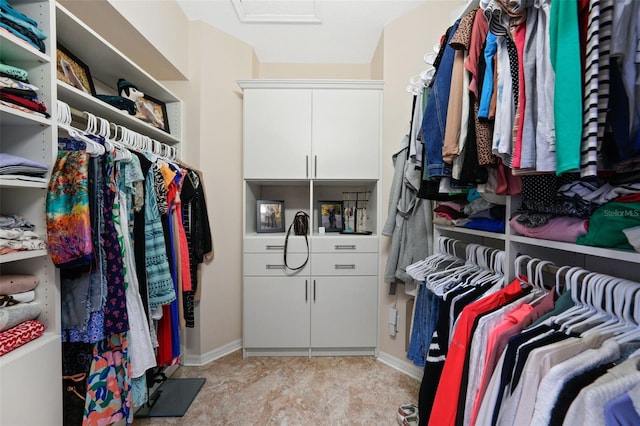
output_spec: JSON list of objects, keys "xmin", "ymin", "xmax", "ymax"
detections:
[{"xmin": 175, "ymin": 0, "xmax": 434, "ymax": 64}]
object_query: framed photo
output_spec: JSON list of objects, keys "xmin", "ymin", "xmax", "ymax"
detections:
[
  {"xmin": 135, "ymin": 94, "xmax": 171, "ymax": 133},
  {"xmin": 256, "ymin": 200, "xmax": 285, "ymax": 233},
  {"xmin": 56, "ymin": 44, "xmax": 96, "ymax": 96},
  {"xmin": 318, "ymin": 201, "xmax": 343, "ymax": 232}
]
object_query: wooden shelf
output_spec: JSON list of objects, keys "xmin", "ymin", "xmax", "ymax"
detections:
[
  {"xmin": 434, "ymin": 224, "xmax": 507, "ymax": 240},
  {"xmin": 0, "ymin": 32, "xmax": 50, "ymax": 64},
  {"xmin": 0, "ymin": 104, "xmax": 52, "ymax": 127}
]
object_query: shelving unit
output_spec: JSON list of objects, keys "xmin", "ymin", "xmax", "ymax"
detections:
[
  {"xmin": 0, "ymin": 1, "xmax": 60, "ymax": 424},
  {"xmin": 433, "ymin": 196, "xmax": 640, "ymax": 284},
  {"xmin": 55, "ymin": 3, "xmax": 182, "ymax": 145},
  {"xmin": 1, "ymin": 2, "xmax": 184, "ymax": 423},
  {"xmin": 239, "ymin": 80, "xmax": 383, "ymax": 357}
]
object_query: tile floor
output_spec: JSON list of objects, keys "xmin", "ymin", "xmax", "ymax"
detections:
[{"xmin": 133, "ymin": 350, "xmax": 420, "ymax": 425}]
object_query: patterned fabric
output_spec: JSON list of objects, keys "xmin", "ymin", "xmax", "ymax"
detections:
[
  {"xmin": 144, "ymin": 166, "xmax": 176, "ymax": 311},
  {"xmin": 101, "ymin": 156, "xmax": 129, "ymax": 337},
  {"xmin": 83, "ymin": 333, "xmax": 133, "ymax": 426},
  {"xmin": 63, "ymin": 156, "xmax": 106, "ymax": 344},
  {"xmin": 152, "ymin": 163, "xmax": 168, "ymax": 215},
  {"xmin": 579, "ymin": 0, "xmax": 613, "ymax": 177},
  {"xmin": 0, "ymin": 319, "xmax": 44, "ymax": 356},
  {"xmin": 46, "ymin": 148, "xmax": 93, "ymax": 267}
]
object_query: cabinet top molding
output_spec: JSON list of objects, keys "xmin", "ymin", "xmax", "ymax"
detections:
[{"xmin": 237, "ymin": 79, "xmax": 384, "ymax": 90}]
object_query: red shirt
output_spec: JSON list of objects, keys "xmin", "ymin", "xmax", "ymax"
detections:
[{"xmin": 428, "ymin": 279, "xmax": 526, "ymax": 426}]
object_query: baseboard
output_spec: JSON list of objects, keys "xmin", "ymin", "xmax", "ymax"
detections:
[
  {"xmin": 182, "ymin": 339, "xmax": 243, "ymax": 367},
  {"xmin": 376, "ymin": 351, "xmax": 423, "ymax": 380}
]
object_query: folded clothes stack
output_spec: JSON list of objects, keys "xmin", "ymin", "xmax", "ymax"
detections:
[
  {"xmin": 0, "ymin": 0, "xmax": 47, "ymax": 53},
  {"xmin": 0, "ymin": 153, "xmax": 48, "ymax": 183},
  {"xmin": 0, "ymin": 68, "xmax": 50, "ymax": 117},
  {"xmin": 0, "ymin": 214, "xmax": 46, "ymax": 255},
  {"xmin": 0, "ymin": 273, "xmax": 44, "ymax": 356}
]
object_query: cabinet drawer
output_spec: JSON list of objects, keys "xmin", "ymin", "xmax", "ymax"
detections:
[
  {"xmin": 244, "ymin": 253, "xmax": 309, "ymax": 276},
  {"xmin": 244, "ymin": 236, "xmax": 308, "ymax": 253},
  {"xmin": 311, "ymin": 253, "xmax": 378, "ymax": 276},
  {"xmin": 311, "ymin": 237, "xmax": 378, "ymax": 253}
]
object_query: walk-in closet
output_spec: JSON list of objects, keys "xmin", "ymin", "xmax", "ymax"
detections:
[{"xmin": 1, "ymin": 0, "xmax": 639, "ymax": 424}]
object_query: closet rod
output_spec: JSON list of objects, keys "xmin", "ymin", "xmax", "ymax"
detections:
[{"xmin": 65, "ymin": 105, "xmax": 178, "ymax": 161}]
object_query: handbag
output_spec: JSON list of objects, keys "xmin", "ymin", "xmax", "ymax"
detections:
[{"xmin": 284, "ymin": 211, "xmax": 310, "ymax": 270}]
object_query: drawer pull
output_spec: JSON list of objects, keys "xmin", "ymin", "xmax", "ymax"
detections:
[
  {"xmin": 265, "ymin": 245, "xmax": 285, "ymax": 250},
  {"xmin": 335, "ymin": 264, "xmax": 356, "ymax": 269},
  {"xmin": 334, "ymin": 245, "xmax": 356, "ymax": 250},
  {"xmin": 266, "ymin": 264, "xmax": 286, "ymax": 269}
]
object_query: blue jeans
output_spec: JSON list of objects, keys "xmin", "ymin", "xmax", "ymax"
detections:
[
  {"xmin": 423, "ymin": 19, "xmax": 461, "ymax": 179},
  {"xmin": 407, "ymin": 283, "xmax": 441, "ymax": 367}
]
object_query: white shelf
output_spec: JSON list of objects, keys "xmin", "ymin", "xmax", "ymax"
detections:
[
  {"xmin": 0, "ymin": 104, "xmax": 52, "ymax": 127},
  {"xmin": 510, "ymin": 235, "xmax": 640, "ymax": 264},
  {"xmin": 0, "ymin": 31, "xmax": 50, "ymax": 64},
  {"xmin": 0, "ymin": 332, "xmax": 58, "ymax": 367},
  {"xmin": 0, "ymin": 249, "xmax": 49, "ymax": 264},
  {"xmin": 0, "ymin": 178, "xmax": 48, "ymax": 189},
  {"xmin": 55, "ymin": 4, "xmax": 179, "ymax": 103},
  {"xmin": 57, "ymin": 82, "xmax": 179, "ymax": 145},
  {"xmin": 434, "ymin": 224, "xmax": 506, "ymax": 240}
]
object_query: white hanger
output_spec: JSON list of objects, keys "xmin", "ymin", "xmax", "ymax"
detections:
[
  {"xmin": 615, "ymin": 285, "xmax": 640, "ymax": 343},
  {"xmin": 56, "ymin": 101, "xmax": 105, "ymax": 156},
  {"xmin": 549, "ymin": 267, "xmax": 591, "ymax": 326},
  {"xmin": 559, "ymin": 272, "xmax": 602, "ymax": 332},
  {"xmin": 564, "ymin": 274, "xmax": 615, "ymax": 334}
]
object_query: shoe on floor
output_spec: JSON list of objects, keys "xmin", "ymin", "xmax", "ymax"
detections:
[{"xmin": 397, "ymin": 403, "xmax": 418, "ymax": 425}]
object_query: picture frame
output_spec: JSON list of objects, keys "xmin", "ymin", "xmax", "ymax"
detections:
[
  {"xmin": 318, "ymin": 201, "xmax": 344, "ymax": 233},
  {"xmin": 135, "ymin": 94, "xmax": 171, "ymax": 133},
  {"xmin": 256, "ymin": 200, "xmax": 285, "ymax": 233},
  {"xmin": 56, "ymin": 44, "xmax": 96, "ymax": 96}
]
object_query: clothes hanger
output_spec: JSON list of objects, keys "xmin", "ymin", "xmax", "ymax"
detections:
[
  {"xmin": 528, "ymin": 259, "xmax": 554, "ymax": 306},
  {"xmin": 587, "ymin": 278, "xmax": 639, "ymax": 338},
  {"xmin": 564, "ymin": 274, "xmax": 616, "ymax": 334},
  {"xmin": 559, "ymin": 272, "xmax": 602, "ymax": 332},
  {"xmin": 554, "ymin": 265, "xmax": 573, "ymax": 297},
  {"xmin": 549, "ymin": 267, "xmax": 591, "ymax": 326},
  {"xmin": 615, "ymin": 285, "xmax": 640, "ymax": 343},
  {"xmin": 56, "ymin": 101, "xmax": 105, "ymax": 157}
]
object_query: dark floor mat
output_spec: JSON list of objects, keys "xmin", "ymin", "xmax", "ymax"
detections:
[{"xmin": 134, "ymin": 378, "xmax": 206, "ymax": 418}]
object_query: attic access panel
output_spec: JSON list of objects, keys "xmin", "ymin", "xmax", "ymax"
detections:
[{"xmin": 231, "ymin": 0, "xmax": 322, "ymax": 23}]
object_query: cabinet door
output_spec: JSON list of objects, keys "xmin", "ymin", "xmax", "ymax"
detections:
[
  {"xmin": 310, "ymin": 276, "xmax": 378, "ymax": 348},
  {"xmin": 243, "ymin": 89, "xmax": 312, "ymax": 179},
  {"xmin": 243, "ymin": 276, "xmax": 310, "ymax": 348},
  {"xmin": 312, "ymin": 90, "xmax": 381, "ymax": 180}
]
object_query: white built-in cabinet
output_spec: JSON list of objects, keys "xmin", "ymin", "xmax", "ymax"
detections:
[
  {"xmin": 1, "ymin": 2, "xmax": 182, "ymax": 424},
  {"xmin": 241, "ymin": 81, "xmax": 380, "ymax": 180},
  {"xmin": 239, "ymin": 80, "xmax": 382, "ymax": 356}
]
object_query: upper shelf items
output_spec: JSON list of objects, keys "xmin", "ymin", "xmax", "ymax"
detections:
[{"xmin": 54, "ymin": 3, "xmax": 182, "ymax": 145}]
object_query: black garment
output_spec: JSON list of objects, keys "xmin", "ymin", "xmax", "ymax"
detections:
[
  {"xmin": 418, "ymin": 290, "xmax": 457, "ymax": 426},
  {"xmin": 0, "ymin": 16, "xmax": 45, "ymax": 53},
  {"xmin": 62, "ymin": 342, "xmax": 94, "ymax": 426},
  {"xmin": 0, "ymin": 87, "xmax": 37, "ymax": 99},
  {"xmin": 548, "ymin": 362, "xmax": 615, "ymax": 425},
  {"xmin": 509, "ymin": 331, "xmax": 571, "ymax": 393},
  {"xmin": 490, "ymin": 324, "xmax": 554, "ymax": 424},
  {"xmin": 457, "ymin": 92, "xmax": 488, "ymax": 184},
  {"xmin": 418, "ymin": 283, "xmax": 494, "ymax": 426},
  {"xmin": 133, "ymin": 152, "xmax": 153, "ymax": 316}
]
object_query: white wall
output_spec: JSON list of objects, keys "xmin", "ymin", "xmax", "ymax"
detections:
[
  {"xmin": 76, "ymin": 0, "xmax": 468, "ymax": 367},
  {"xmin": 164, "ymin": 21, "xmax": 254, "ymax": 359},
  {"xmin": 378, "ymin": 1, "xmax": 463, "ymax": 362}
]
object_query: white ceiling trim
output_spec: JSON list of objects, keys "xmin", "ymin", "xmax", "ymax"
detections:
[{"xmin": 231, "ymin": 0, "xmax": 322, "ymax": 23}]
